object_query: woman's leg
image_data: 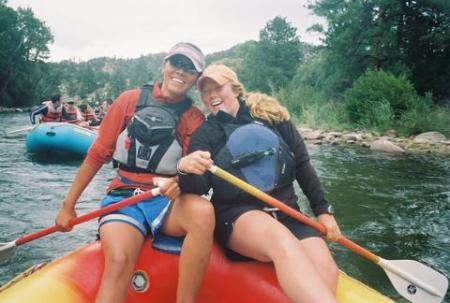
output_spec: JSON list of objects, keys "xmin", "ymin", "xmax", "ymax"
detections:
[
  {"xmin": 299, "ymin": 237, "xmax": 339, "ymax": 293},
  {"xmin": 161, "ymin": 193, "xmax": 215, "ymax": 303},
  {"xmin": 96, "ymin": 222, "xmax": 145, "ymax": 303},
  {"xmin": 228, "ymin": 210, "xmax": 337, "ymax": 303}
]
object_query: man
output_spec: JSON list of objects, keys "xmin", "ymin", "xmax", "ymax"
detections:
[{"xmin": 29, "ymin": 94, "xmax": 63, "ymax": 124}]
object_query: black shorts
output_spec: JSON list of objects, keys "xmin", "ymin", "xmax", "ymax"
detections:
[{"xmin": 214, "ymin": 203, "xmax": 322, "ymax": 261}]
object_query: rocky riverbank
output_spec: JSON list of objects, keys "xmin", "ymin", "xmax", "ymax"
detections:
[
  {"xmin": 2, "ymin": 107, "xmax": 448, "ymax": 156},
  {"xmin": 299, "ymin": 127, "xmax": 450, "ymax": 156},
  {"xmin": 0, "ymin": 106, "xmax": 34, "ymax": 113}
]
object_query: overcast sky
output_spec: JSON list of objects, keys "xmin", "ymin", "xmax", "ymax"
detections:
[{"xmin": 8, "ymin": 0, "xmax": 325, "ymax": 62}]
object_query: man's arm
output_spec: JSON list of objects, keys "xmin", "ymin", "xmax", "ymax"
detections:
[{"xmin": 29, "ymin": 105, "xmax": 47, "ymax": 124}]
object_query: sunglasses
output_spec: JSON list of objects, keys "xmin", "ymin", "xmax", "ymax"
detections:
[{"xmin": 168, "ymin": 55, "xmax": 198, "ymax": 75}]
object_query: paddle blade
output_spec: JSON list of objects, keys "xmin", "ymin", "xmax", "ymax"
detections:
[
  {"xmin": 380, "ymin": 259, "xmax": 448, "ymax": 303},
  {"xmin": 0, "ymin": 241, "xmax": 16, "ymax": 263}
]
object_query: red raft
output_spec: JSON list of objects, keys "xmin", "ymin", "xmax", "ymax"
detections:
[{"xmin": 0, "ymin": 239, "xmax": 394, "ymax": 303}]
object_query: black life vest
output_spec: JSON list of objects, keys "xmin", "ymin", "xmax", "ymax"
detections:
[
  {"xmin": 113, "ymin": 83, "xmax": 193, "ymax": 175},
  {"xmin": 211, "ymin": 120, "xmax": 296, "ymax": 203}
]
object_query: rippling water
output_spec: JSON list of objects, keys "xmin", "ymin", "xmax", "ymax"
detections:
[{"xmin": 1, "ymin": 113, "xmax": 449, "ymax": 302}]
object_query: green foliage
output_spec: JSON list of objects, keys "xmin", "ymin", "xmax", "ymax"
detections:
[
  {"xmin": 310, "ymin": 0, "xmax": 450, "ymax": 99},
  {"xmin": 344, "ymin": 69, "xmax": 417, "ymax": 128},
  {"xmin": 397, "ymin": 93, "xmax": 450, "ymax": 136},
  {"xmin": 240, "ymin": 16, "xmax": 302, "ymax": 94},
  {"xmin": 0, "ymin": 3, "xmax": 53, "ymax": 106},
  {"xmin": 276, "ymin": 82, "xmax": 350, "ymax": 131}
]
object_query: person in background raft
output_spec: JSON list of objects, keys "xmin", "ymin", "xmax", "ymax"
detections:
[
  {"xmin": 62, "ymin": 98, "xmax": 85, "ymax": 124},
  {"xmin": 96, "ymin": 98, "xmax": 112, "ymax": 121},
  {"xmin": 79, "ymin": 102, "xmax": 100, "ymax": 126},
  {"xmin": 29, "ymin": 94, "xmax": 66, "ymax": 124},
  {"xmin": 55, "ymin": 42, "xmax": 215, "ymax": 303},
  {"xmin": 177, "ymin": 64, "xmax": 341, "ymax": 303}
]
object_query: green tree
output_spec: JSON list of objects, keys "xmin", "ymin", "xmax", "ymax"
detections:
[
  {"xmin": 240, "ymin": 16, "xmax": 302, "ymax": 93},
  {"xmin": 0, "ymin": 2, "xmax": 53, "ymax": 106},
  {"xmin": 310, "ymin": 0, "xmax": 450, "ymax": 99}
]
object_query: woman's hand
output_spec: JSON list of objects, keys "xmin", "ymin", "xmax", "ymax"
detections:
[
  {"xmin": 178, "ymin": 151, "xmax": 213, "ymax": 175},
  {"xmin": 55, "ymin": 204, "xmax": 77, "ymax": 232},
  {"xmin": 317, "ymin": 214, "xmax": 341, "ymax": 241},
  {"xmin": 154, "ymin": 177, "xmax": 180, "ymax": 201}
]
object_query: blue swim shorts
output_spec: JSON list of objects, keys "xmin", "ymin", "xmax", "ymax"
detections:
[{"xmin": 99, "ymin": 192, "xmax": 183, "ymax": 254}]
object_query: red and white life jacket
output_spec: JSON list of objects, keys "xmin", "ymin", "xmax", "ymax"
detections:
[
  {"xmin": 40, "ymin": 101, "xmax": 63, "ymax": 122},
  {"xmin": 81, "ymin": 108, "xmax": 97, "ymax": 122}
]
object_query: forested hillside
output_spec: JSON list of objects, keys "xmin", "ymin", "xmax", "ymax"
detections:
[{"xmin": 1, "ymin": 0, "xmax": 449, "ymax": 135}]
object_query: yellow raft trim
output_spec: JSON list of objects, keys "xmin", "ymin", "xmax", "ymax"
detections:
[
  {"xmin": 337, "ymin": 272, "xmax": 395, "ymax": 303},
  {"xmin": 0, "ymin": 264, "xmax": 395, "ymax": 303}
]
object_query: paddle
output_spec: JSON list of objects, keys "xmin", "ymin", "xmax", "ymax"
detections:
[
  {"xmin": 0, "ymin": 187, "xmax": 161, "ymax": 262},
  {"xmin": 4, "ymin": 125, "xmax": 36, "ymax": 137},
  {"xmin": 208, "ymin": 165, "xmax": 448, "ymax": 303}
]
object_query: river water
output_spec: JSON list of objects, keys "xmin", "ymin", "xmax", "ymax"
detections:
[{"xmin": 0, "ymin": 113, "xmax": 449, "ymax": 302}]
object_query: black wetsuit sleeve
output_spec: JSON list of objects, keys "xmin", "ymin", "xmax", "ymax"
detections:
[
  {"xmin": 178, "ymin": 124, "xmax": 213, "ymax": 195},
  {"xmin": 29, "ymin": 106, "xmax": 47, "ymax": 124},
  {"xmin": 277, "ymin": 120, "xmax": 331, "ymax": 216}
]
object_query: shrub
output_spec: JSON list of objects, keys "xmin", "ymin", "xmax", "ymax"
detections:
[
  {"xmin": 345, "ymin": 69, "xmax": 418, "ymax": 128},
  {"xmin": 276, "ymin": 84, "xmax": 350, "ymax": 130},
  {"xmin": 397, "ymin": 93, "xmax": 450, "ymax": 136}
]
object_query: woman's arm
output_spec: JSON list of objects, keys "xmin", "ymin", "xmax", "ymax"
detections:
[
  {"xmin": 55, "ymin": 162, "xmax": 100, "ymax": 231},
  {"xmin": 278, "ymin": 120, "xmax": 341, "ymax": 240},
  {"xmin": 55, "ymin": 91, "xmax": 135, "ymax": 230},
  {"xmin": 278, "ymin": 121, "xmax": 331, "ymax": 216},
  {"xmin": 178, "ymin": 124, "xmax": 215, "ymax": 195}
]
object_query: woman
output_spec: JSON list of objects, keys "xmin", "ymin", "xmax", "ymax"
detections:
[
  {"xmin": 62, "ymin": 98, "xmax": 84, "ymax": 124},
  {"xmin": 178, "ymin": 64, "xmax": 341, "ymax": 303},
  {"xmin": 55, "ymin": 42, "xmax": 215, "ymax": 303}
]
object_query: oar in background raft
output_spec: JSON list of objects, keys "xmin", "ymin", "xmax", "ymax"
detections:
[
  {"xmin": 3, "ymin": 125, "xmax": 36, "ymax": 137},
  {"xmin": 0, "ymin": 187, "xmax": 161, "ymax": 262},
  {"xmin": 208, "ymin": 164, "xmax": 448, "ymax": 303}
]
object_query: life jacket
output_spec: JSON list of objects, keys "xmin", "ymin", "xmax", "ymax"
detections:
[
  {"xmin": 113, "ymin": 83, "xmax": 193, "ymax": 176},
  {"xmin": 211, "ymin": 121, "xmax": 296, "ymax": 203},
  {"xmin": 40, "ymin": 101, "xmax": 62, "ymax": 122},
  {"xmin": 81, "ymin": 108, "xmax": 96, "ymax": 122},
  {"xmin": 63, "ymin": 106, "xmax": 82, "ymax": 123},
  {"xmin": 98, "ymin": 102, "xmax": 110, "ymax": 120}
]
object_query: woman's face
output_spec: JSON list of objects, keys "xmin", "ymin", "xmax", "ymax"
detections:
[
  {"xmin": 161, "ymin": 55, "xmax": 199, "ymax": 99},
  {"xmin": 200, "ymin": 78, "xmax": 240, "ymax": 117}
]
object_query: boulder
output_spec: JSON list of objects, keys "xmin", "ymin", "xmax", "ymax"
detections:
[
  {"xmin": 342, "ymin": 133, "xmax": 363, "ymax": 141},
  {"xmin": 328, "ymin": 131, "xmax": 343, "ymax": 138},
  {"xmin": 413, "ymin": 132, "xmax": 446, "ymax": 144},
  {"xmin": 370, "ymin": 139, "xmax": 405, "ymax": 153},
  {"xmin": 384, "ymin": 129, "xmax": 398, "ymax": 138},
  {"xmin": 302, "ymin": 130, "xmax": 324, "ymax": 140}
]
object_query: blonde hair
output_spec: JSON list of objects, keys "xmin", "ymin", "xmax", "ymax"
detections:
[
  {"xmin": 244, "ymin": 92, "xmax": 290, "ymax": 125},
  {"xmin": 231, "ymin": 81, "xmax": 246, "ymax": 98}
]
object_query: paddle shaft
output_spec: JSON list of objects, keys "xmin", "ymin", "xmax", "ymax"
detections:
[
  {"xmin": 15, "ymin": 188, "xmax": 160, "ymax": 246},
  {"xmin": 6, "ymin": 125, "xmax": 35, "ymax": 135},
  {"xmin": 209, "ymin": 165, "xmax": 380, "ymax": 263}
]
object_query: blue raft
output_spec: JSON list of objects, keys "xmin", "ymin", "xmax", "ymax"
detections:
[{"xmin": 26, "ymin": 122, "xmax": 97, "ymax": 156}]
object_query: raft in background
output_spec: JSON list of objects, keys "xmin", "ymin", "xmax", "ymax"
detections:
[
  {"xmin": 0, "ymin": 240, "xmax": 394, "ymax": 303},
  {"xmin": 26, "ymin": 122, "xmax": 97, "ymax": 156}
]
